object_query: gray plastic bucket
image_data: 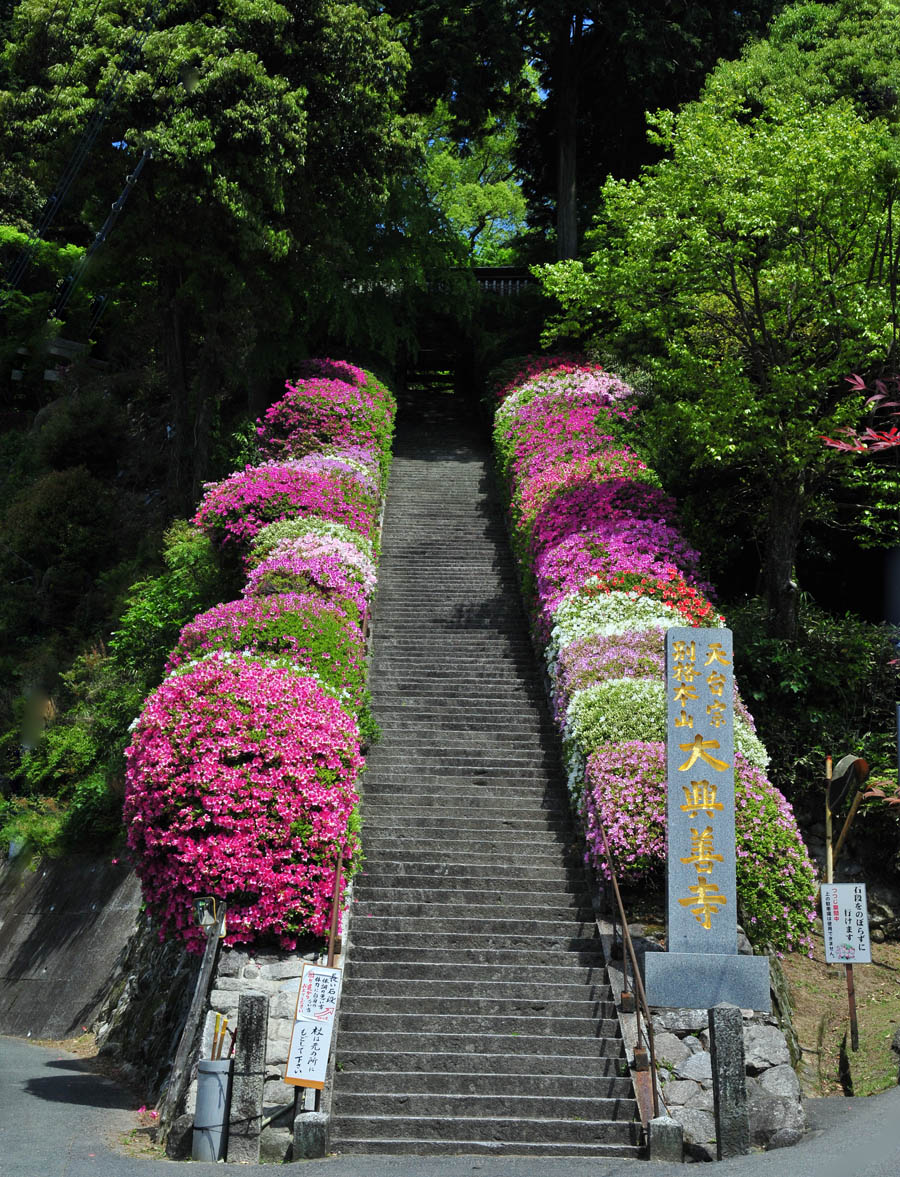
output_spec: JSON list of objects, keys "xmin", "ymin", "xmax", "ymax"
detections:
[{"xmin": 192, "ymin": 1058, "xmax": 233, "ymax": 1161}]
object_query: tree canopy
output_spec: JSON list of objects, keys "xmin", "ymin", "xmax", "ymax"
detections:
[{"xmin": 537, "ymin": 0, "xmax": 900, "ymax": 635}]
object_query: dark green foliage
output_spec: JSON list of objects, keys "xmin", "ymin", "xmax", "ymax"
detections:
[
  {"xmin": 33, "ymin": 389, "xmax": 127, "ymax": 476},
  {"xmin": 730, "ymin": 596, "xmax": 899, "ymax": 806}
]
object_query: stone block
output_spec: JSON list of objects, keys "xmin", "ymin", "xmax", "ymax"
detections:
[
  {"xmin": 655, "ymin": 1009, "xmax": 709, "ymax": 1034},
  {"xmin": 648, "ymin": 1115, "xmax": 683, "ymax": 1163},
  {"xmin": 646, "ymin": 952, "xmax": 771, "ymax": 1013},
  {"xmin": 215, "ymin": 950, "xmax": 247, "ymax": 979},
  {"xmin": 664, "ymin": 1078, "xmax": 714, "ymax": 1112},
  {"xmin": 682, "ymin": 1034, "xmax": 703, "ymax": 1054},
  {"xmin": 760, "ymin": 1064, "xmax": 801, "ymax": 1101},
  {"xmin": 746, "ymin": 1075, "xmax": 806, "ymax": 1148},
  {"xmin": 655, "ymin": 1031, "xmax": 693, "ymax": 1068},
  {"xmin": 676, "ymin": 1051, "xmax": 712, "ymax": 1083},
  {"xmin": 269, "ymin": 992, "xmax": 298, "ymax": 1020},
  {"xmin": 260, "ymin": 1124, "xmax": 293, "ymax": 1163},
  {"xmin": 744, "ymin": 1023, "xmax": 791, "ymax": 1073},
  {"xmin": 671, "ymin": 1106, "xmax": 716, "ymax": 1147},
  {"xmin": 263, "ymin": 1078, "xmax": 294, "ymax": 1104},
  {"xmin": 293, "ymin": 1110, "xmax": 329, "ymax": 1159},
  {"xmin": 767, "ymin": 1127, "xmax": 805, "ymax": 1151},
  {"xmin": 207, "ymin": 989, "xmax": 240, "ymax": 1016},
  {"xmin": 258, "ymin": 960, "xmax": 306, "ymax": 981}
]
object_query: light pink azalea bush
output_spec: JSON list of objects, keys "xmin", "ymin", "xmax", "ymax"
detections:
[
  {"xmin": 244, "ymin": 533, "xmax": 376, "ymax": 613},
  {"xmin": 583, "ymin": 742, "xmax": 816, "ymax": 953},
  {"xmin": 491, "ymin": 354, "xmax": 817, "ymax": 950},
  {"xmin": 124, "ymin": 655, "xmax": 362, "ymax": 953}
]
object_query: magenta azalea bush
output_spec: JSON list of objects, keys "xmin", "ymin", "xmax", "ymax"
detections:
[
  {"xmin": 256, "ymin": 370, "xmax": 395, "ymax": 480},
  {"xmin": 491, "ymin": 354, "xmax": 817, "ymax": 951},
  {"xmin": 193, "ymin": 460, "xmax": 378, "ymax": 551},
  {"xmin": 582, "ymin": 742, "xmax": 817, "ymax": 953},
  {"xmin": 124, "ymin": 655, "xmax": 362, "ymax": 952}
]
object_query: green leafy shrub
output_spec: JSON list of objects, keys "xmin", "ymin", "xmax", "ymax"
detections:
[
  {"xmin": 730, "ymin": 596, "xmax": 899, "ymax": 803},
  {"xmin": 110, "ymin": 522, "xmax": 231, "ymax": 683}
]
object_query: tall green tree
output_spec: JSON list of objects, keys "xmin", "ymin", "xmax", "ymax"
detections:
[
  {"xmin": 538, "ymin": 33, "xmax": 900, "ymax": 635},
  {"xmin": 1, "ymin": 0, "xmax": 443, "ymax": 508}
]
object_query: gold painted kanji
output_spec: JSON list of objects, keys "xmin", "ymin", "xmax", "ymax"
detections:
[
  {"xmin": 678, "ymin": 876, "xmax": 728, "ymax": 928},
  {"xmin": 677, "ymin": 734, "xmax": 730, "ymax": 773},
  {"xmin": 680, "ymin": 780, "xmax": 724, "ymax": 819}
]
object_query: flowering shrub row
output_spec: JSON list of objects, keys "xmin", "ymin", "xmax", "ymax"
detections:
[
  {"xmin": 491, "ymin": 355, "xmax": 817, "ymax": 952},
  {"xmin": 125, "ymin": 361, "xmax": 395, "ymax": 950}
]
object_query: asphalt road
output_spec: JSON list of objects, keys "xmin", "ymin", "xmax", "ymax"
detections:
[{"xmin": 2, "ymin": 1034, "xmax": 898, "ymax": 1177}]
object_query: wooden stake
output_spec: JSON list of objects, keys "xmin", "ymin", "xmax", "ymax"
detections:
[
  {"xmin": 825, "ymin": 755, "xmax": 834, "ymax": 885},
  {"xmin": 327, "ymin": 854, "xmax": 344, "ymax": 969},
  {"xmin": 846, "ymin": 966, "xmax": 859, "ymax": 1052}
]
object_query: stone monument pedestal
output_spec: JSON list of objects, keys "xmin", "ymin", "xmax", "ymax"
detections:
[{"xmin": 645, "ymin": 951, "xmax": 770, "ymax": 1012}]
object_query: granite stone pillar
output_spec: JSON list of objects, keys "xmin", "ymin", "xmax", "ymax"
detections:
[
  {"xmin": 226, "ymin": 992, "xmax": 269, "ymax": 1163},
  {"xmin": 709, "ymin": 1004, "xmax": 749, "ymax": 1159}
]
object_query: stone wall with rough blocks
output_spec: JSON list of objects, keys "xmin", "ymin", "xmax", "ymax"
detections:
[
  {"xmin": 193, "ymin": 943, "xmax": 332, "ymax": 1162},
  {"xmin": 653, "ymin": 1007, "xmax": 805, "ymax": 1160}
]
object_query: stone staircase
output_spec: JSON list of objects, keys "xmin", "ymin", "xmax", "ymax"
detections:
[{"xmin": 329, "ymin": 392, "xmax": 643, "ymax": 1157}]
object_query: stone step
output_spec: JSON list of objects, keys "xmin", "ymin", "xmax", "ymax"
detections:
[
  {"xmin": 358, "ymin": 792, "xmax": 568, "ymax": 814},
  {"xmin": 345, "ymin": 944, "xmax": 605, "ymax": 967},
  {"xmin": 348, "ymin": 915, "xmax": 596, "ymax": 940},
  {"xmin": 339, "ymin": 996, "xmax": 618, "ymax": 1024},
  {"xmin": 335, "ymin": 1029, "xmax": 626, "ymax": 1059},
  {"xmin": 358, "ymin": 840, "xmax": 577, "ymax": 863},
  {"xmin": 331, "ymin": 1069, "xmax": 632, "ymax": 1098},
  {"xmin": 360, "ymin": 768, "xmax": 564, "ymax": 784},
  {"xmin": 340, "ymin": 977, "xmax": 611, "ymax": 1002},
  {"xmin": 328, "ymin": 1137, "xmax": 643, "ymax": 1158},
  {"xmin": 333, "ymin": 1048, "xmax": 625, "ymax": 1079},
  {"xmin": 343, "ymin": 961, "xmax": 607, "ymax": 989},
  {"xmin": 332, "ymin": 1092, "xmax": 635, "ymax": 1122},
  {"xmin": 353, "ymin": 900, "xmax": 594, "ymax": 925},
  {"xmin": 353, "ymin": 861, "xmax": 584, "ymax": 884},
  {"xmin": 347, "ymin": 931, "xmax": 602, "ymax": 954},
  {"xmin": 354, "ymin": 885, "xmax": 588, "ymax": 908}
]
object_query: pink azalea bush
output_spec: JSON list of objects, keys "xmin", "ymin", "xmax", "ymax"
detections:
[
  {"xmin": 165, "ymin": 593, "xmax": 367, "ymax": 711},
  {"xmin": 251, "ymin": 516, "xmax": 375, "ymax": 567},
  {"xmin": 193, "ymin": 460, "xmax": 378, "ymax": 551},
  {"xmin": 124, "ymin": 655, "xmax": 362, "ymax": 952},
  {"xmin": 490, "ymin": 355, "xmax": 817, "ymax": 950},
  {"xmin": 582, "ymin": 742, "xmax": 818, "ymax": 954}
]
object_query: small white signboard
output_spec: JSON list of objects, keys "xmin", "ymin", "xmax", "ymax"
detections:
[
  {"xmin": 821, "ymin": 883, "xmax": 872, "ymax": 964},
  {"xmin": 284, "ymin": 963, "xmax": 342, "ymax": 1089}
]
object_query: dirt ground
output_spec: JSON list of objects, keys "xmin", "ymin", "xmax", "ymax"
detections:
[{"xmin": 780, "ymin": 929, "xmax": 900, "ymax": 1098}]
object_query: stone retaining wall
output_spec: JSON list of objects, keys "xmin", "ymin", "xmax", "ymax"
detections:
[{"xmin": 653, "ymin": 1007, "xmax": 806, "ymax": 1160}]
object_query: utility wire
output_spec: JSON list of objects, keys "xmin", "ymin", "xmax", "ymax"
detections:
[
  {"xmin": 50, "ymin": 145, "xmax": 151, "ymax": 318},
  {"xmin": 3, "ymin": 2, "xmax": 160, "ymax": 292}
]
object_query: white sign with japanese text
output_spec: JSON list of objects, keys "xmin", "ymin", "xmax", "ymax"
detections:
[
  {"xmin": 821, "ymin": 883, "xmax": 871, "ymax": 964},
  {"xmin": 284, "ymin": 963, "xmax": 342, "ymax": 1089}
]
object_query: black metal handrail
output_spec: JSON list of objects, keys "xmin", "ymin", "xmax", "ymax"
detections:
[{"xmin": 591, "ymin": 816, "xmax": 660, "ymax": 1125}]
